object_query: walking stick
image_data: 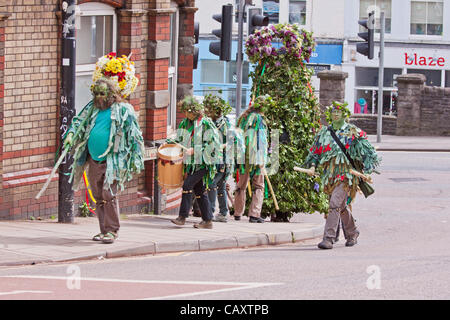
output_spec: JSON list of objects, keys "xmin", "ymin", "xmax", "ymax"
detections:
[
  {"xmin": 262, "ymin": 168, "xmax": 279, "ymax": 211},
  {"xmin": 35, "ymin": 147, "xmax": 69, "ymax": 199},
  {"xmin": 35, "ymin": 102, "xmax": 95, "ymax": 199}
]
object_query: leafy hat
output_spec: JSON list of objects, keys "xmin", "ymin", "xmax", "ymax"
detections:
[
  {"xmin": 251, "ymin": 94, "xmax": 275, "ymax": 112},
  {"xmin": 178, "ymin": 95, "xmax": 203, "ymax": 115},
  {"xmin": 92, "ymin": 52, "xmax": 139, "ymax": 98},
  {"xmin": 325, "ymin": 101, "xmax": 351, "ymax": 122},
  {"xmin": 203, "ymin": 94, "xmax": 232, "ymax": 117}
]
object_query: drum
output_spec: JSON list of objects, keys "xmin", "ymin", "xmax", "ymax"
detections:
[{"xmin": 157, "ymin": 144, "xmax": 184, "ymax": 189}]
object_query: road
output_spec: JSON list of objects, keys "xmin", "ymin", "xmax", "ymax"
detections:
[{"xmin": 0, "ymin": 151, "xmax": 449, "ymax": 302}]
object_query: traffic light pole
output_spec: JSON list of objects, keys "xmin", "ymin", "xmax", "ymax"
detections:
[
  {"xmin": 377, "ymin": 12, "xmax": 385, "ymax": 143},
  {"xmin": 235, "ymin": 0, "xmax": 244, "ymax": 119}
]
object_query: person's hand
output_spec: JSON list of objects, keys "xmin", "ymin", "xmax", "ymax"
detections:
[
  {"xmin": 63, "ymin": 132, "xmax": 74, "ymax": 149},
  {"xmin": 308, "ymin": 166, "xmax": 316, "ymax": 177},
  {"xmin": 185, "ymin": 148, "xmax": 194, "ymax": 156}
]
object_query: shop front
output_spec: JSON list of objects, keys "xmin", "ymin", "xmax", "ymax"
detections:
[{"xmin": 344, "ymin": 42, "xmax": 450, "ymax": 116}]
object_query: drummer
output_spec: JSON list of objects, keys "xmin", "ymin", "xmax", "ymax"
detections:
[{"xmin": 169, "ymin": 96, "xmax": 221, "ymax": 229}]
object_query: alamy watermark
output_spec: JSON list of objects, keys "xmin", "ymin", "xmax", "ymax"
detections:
[
  {"xmin": 366, "ymin": 265, "xmax": 381, "ymax": 290},
  {"xmin": 66, "ymin": 264, "xmax": 81, "ymax": 290}
]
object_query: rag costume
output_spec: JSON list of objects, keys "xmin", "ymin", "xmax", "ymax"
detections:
[
  {"xmin": 65, "ymin": 52, "xmax": 143, "ymax": 243},
  {"xmin": 173, "ymin": 115, "xmax": 221, "ymax": 223},
  {"xmin": 304, "ymin": 121, "xmax": 380, "ymax": 245},
  {"xmin": 234, "ymin": 109, "xmax": 268, "ymax": 220},
  {"xmin": 209, "ymin": 115, "xmax": 232, "ymax": 220},
  {"xmin": 67, "ymin": 100, "xmax": 144, "ymax": 237}
]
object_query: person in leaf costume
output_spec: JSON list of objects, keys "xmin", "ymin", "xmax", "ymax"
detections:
[
  {"xmin": 63, "ymin": 53, "xmax": 144, "ymax": 244},
  {"xmin": 233, "ymin": 95, "xmax": 270, "ymax": 223},
  {"xmin": 303, "ymin": 101, "xmax": 381, "ymax": 249},
  {"xmin": 203, "ymin": 94, "xmax": 232, "ymax": 223},
  {"xmin": 169, "ymin": 96, "xmax": 221, "ymax": 229}
]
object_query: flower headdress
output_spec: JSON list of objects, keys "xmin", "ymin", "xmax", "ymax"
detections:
[
  {"xmin": 203, "ymin": 94, "xmax": 232, "ymax": 117},
  {"xmin": 92, "ymin": 52, "xmax": 139, "ymax": 98},
  {"xmin": 325, "ymin": 101, "xmax": 351, "ymax": 123},
  {"xmin": 178, "ymin": 96, "xmax": 204, "ymax": 115}
]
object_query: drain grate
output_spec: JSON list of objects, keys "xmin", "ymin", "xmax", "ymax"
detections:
[{"xmin": 389, "ymin": 177, "xmax": 428, "ymax": 183}]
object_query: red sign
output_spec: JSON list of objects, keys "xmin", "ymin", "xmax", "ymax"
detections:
[{"xmin": 405, "ymin": 53, "xmax": 445, "ymax": 67}]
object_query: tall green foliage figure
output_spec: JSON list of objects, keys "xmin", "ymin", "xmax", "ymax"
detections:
[{"xmin": 245, "ymin": 23, "xmax": 328, "ymax": 220}]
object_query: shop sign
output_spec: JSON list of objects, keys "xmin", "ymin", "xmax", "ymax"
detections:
[
  {"xmin": 144, "ymin": 146, "xmax": 157, "ymax": 161},
  {"xmin": 404, "ymin": 53, "xmax": 445, "ymax": 67}
]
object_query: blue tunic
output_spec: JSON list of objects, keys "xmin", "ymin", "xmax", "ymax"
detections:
[{"xmin": 88, "ymin": 108, "xmax": 111, "ymax": 161}]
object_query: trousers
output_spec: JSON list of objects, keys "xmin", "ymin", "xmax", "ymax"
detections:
[
  {"xmin": 323, "ymin": 183, "xmax": 358, "ymax": 241},
  {"xmin": 207, "ymin": 169, "xmax": 229, "ymax": 216},
  {"xmin": 234, "ymin": 172, "xmax": 264, "ymax": 218},
  {"xmin": 87, "ymin": 155, "xmax": 120, "ymax": 235},
  {"xmin": 179, "ymin": 168, "xmax": 213, "ymax": 221}
]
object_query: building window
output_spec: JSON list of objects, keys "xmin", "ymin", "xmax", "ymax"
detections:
[
  {"xmin": 445, "ymin": 71, "xmax": 450, "ymax": 87},
  {"xmin": 263, "ymin": 0, "xmax": 279, "ymax": 24},
  {"xmin": 201, "ymin": 60, "xmax": 225, "ymax": 83},
  {"xmin": 359, "ymin": 0, "xmax": 392, "ymax": 33},
  {"xmin": 407, "ymin": 68, "xmax": 441, "ymax": 86},
  {"xmin": 289, "ymin": 0, "xmax": 307, "ymax": 25},
  {"xmin": 411, "ymin": 0, "xmax": 443, "ymax": 36},
  {"xmin": 75, "ymin": 3, "xmax": 117, "ymax": 113}
]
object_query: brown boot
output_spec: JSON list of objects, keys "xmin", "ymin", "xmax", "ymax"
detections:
[
  {"xmin": 194, "ymin": 220, "xmax": 213, "ymax": 229},
  {"xmin": 171, "ymin": 216, "xmax": 186, "ymax": 226}
]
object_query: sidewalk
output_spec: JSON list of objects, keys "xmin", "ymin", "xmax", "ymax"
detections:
[
  {"xmin": 368, "ymin": 135, "xmax": 450, "ymax": 152},
  {"xmin": 0, "ymin": 213, "xmax": 325, "ymax": 267}
]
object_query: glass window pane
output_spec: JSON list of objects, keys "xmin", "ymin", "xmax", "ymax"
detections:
[
  {"xmin": 411, "ymin": 2, "xmax": 427, "ymax": 23},
  {"xmin": 427, "ymin": 2, "xmax": 443, "ymax": 35},
  {"xmin": 228, "ymin": 88, "xmax": 247, "ymax": 112},
  {"xmin": 76, "ymin": 15, "xmax": 113, "ymax": 64},
  {"xmin": 289, "ymin": 0, "xmax": 306, "ymax": 25},
  {"xmin": 201, "ymin": 60, "xmax": 224, "ymax": 83},
  {"xmin": 383, "ymin": 68, "xmax": 402, "ymax": 87},
  {"xmin": 263, "ymin": 0, "xmax": 279, "ymax": 24},
  {"xmin": 407, "ymin": 68, "xmax": 441, "ymax": 86},
  {"xmin": 226, "ymin": 61, "xmax": 249, "ymax": 84},
  {"xmin": 75, "ymin": 74, "xmax": 94, "ymax": 113},
  {"xmin": 359, "ymin": 0, "xmax": 372, "ymax": 18},
  {"xmin": 356, "ymin": 67, "xmax": 379, "ymax": 87},
  {"xmin": 445, "ymin": 71, "xmax": 450, "ymax": 87}
]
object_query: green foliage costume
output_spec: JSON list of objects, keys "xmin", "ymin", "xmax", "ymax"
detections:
[
  {"xmin": 67, "ymin": 100, "xmax": 145, "ymax": 193},
  {"xmin": 175, "ymin": 116, "xmax": 221, "ymax": 187},
  {"xmin": 304, "ymin": 121, "xmax": 381, "ymax": 203},
  {"xmin": 245, "ymin": 23, "xmax": 328, "ymax": 218}
]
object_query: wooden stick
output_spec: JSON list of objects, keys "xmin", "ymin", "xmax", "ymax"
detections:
[
  {"xmin": 247, "ymin": 181, "xmax": 252, "ymax": 197},
  {"xmin": 262, "ymin": 168, "xmax": 279, "ymax": 211},
  {"xmin": 349, "ymin": 169, "xmax": 373, "ymax": 183},
  {"xmin": 35, "ymin": 148, "xmax": 68, "ymax": 199},
  {"xmin": 293, "ymin": 166, "xmax": 318, "ymax": 177}
]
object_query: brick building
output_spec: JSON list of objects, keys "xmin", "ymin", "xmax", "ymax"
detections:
[{"xmin": 0, "ymin": 0, "xmax": 197, "ymax": 220}]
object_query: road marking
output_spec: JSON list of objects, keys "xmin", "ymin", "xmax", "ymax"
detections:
[
  {"xmin": 142, "ymin": 282, "xmax": 279, "ymax": 300},
  {"xmin": 0, "ymin": 275, "xmax": 282, "ymax": 300},
  {"xmin": 0, "ymin": 290, "xmax": 52, "ymax": 296}
]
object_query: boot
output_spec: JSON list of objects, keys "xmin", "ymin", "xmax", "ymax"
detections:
[
  {"xmin": 194, "ymin": 220, "xmax": 213, "ymax": 229},
  {"xmin": 345, "ymin": 231, "xmax": 360, "ymax": 247},
  {"xmin": 318, "ymin": 238, "xmax": 333, "ymax": 250},
  {"xmin": 171, "ymin": 216, "xmax": 186, "ymax": 226}
]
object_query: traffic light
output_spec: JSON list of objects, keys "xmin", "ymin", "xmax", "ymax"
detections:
[
  {"xmin": 193, "ymin": 22, "xmax": 199, "ymax": 69},
  {"xmin": 357, "ymin": 11, "xmax": 375, "ymax": 60},
  {"xmin": 248, "ymin": 7, "xmax": 268, "ymax": 35},
  {"xmin": 209, "ymin": 4, "xmax": 232, "ymax": 61}
]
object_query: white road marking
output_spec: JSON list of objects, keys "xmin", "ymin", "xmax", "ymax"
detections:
[
  {"xmin": 0, "ymin": 290, "xmax": 52, "ymax": 296},
  {"xmin": 0, "ymin": 275, "xmax": 282, "ymax": 299}
]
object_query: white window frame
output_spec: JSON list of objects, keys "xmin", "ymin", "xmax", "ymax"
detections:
[
  {"xmin": 409, "ymin": 0, "xmax": 444, "ymax": 40},
  {"xmin": 76, "ymin": 3, "xmax": 117, "ymax": 76},
  {"xmin": 288, "ymin": 0, "xmax": 307, "ymax": 27}
]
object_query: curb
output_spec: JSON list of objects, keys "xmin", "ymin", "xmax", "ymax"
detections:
[{"xmin": 0, "ymin": 226, "xmax": 324, "ymax": 267}]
